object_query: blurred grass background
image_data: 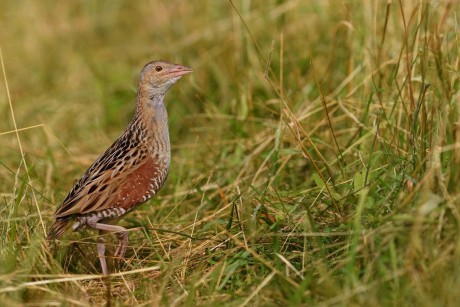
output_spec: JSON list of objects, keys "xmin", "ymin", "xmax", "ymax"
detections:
[{"xmin": 1, "ymin": 0, "xmax": 460, "ymax": 305}]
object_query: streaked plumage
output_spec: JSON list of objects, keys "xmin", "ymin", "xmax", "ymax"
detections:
[{"xmin": 47, "ymin": 60, "xmax": 192, "ymax": 274}]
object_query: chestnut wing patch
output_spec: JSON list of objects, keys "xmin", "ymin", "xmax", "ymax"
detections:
[
  {"xmin": 115, "ymin": 156, "xmax": 165, "ymax": 210},
  {"xmin": 55, "ymin": 156, "xmax": 164, "ymax": 218}
]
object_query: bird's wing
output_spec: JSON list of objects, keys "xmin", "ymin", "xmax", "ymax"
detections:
[{"xmin": 54, "ymin": 128, "xmax": 150, "ymax": 218}]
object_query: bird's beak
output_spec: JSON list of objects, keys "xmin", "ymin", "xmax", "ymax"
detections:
[{"xmin": 168, "ymin": 64, "xmax": 193, "ymax": 78}]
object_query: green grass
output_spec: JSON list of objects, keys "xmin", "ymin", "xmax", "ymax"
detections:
[{"xmin": 1, "ymin": 0, "xmax": 460, "ymax": 305}]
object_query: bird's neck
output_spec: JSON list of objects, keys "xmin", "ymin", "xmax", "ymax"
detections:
[{"xmin": 133, "ymin": 86, "xmax": 171, "ymax": 155}]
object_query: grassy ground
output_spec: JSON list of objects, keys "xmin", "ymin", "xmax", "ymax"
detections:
[{"xmin": 1, "ymin": 0, "xmax": 459, "ymax": 305}]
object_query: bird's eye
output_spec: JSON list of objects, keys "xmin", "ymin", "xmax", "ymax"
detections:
[{"xmin": 155, "ymin": 66, "xmax": 163, "ymax": 72}]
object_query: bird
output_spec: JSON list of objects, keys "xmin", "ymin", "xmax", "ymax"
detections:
[{"xmin": 46, "ymin": 60, "xmax": 192, "ymax": 275}]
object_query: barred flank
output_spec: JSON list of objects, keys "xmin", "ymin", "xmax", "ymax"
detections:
[{"xmin": 46, "ymin": 219, "xmax": 71, "ymax": 241}]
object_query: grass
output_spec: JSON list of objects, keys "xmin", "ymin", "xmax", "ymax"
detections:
[{"xmin": 1, "ymin": 0, "xmax": 459, "ymax": 305}]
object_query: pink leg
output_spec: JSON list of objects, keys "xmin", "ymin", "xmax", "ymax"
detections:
[
  {"xmin": 97, "ymin": 234, "xmax": 109, "ymax": 275},
  {"xmin": 90, "ymin": 223, "xmax": 129, "ymax": 263},
  {"xmin": 113, "ymin": 231, "xmax": 128, "ymax": 260}
]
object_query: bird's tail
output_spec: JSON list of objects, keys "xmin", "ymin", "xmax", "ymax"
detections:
[{"xmin": 46, "ymin": 219, "xmax": 72, "ymax": 241}]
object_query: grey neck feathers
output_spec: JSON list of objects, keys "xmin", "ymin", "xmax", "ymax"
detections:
[{"xmin": 134, "ymin": 89, "xmax": 171, "ymax": 155}]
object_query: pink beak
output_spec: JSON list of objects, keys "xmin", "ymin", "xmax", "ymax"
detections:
[{"xmin": 167, "ymin": 64, "xmax": 193, "ymax": 78}]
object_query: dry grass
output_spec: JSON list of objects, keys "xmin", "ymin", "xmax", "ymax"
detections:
[{"xmin": 1, "ymin": 0, "xmax": 460, "ymax": 305}]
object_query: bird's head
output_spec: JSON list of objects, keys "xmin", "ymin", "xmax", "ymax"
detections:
[{"xmin": 139, "ymin": 60, "xmax": 192, "ymax": 96}]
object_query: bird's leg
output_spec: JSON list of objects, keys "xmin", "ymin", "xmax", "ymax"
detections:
[
  {"xmin": 97, "ymin": 232, "xmax": 109, "ymax": 275},
  {"xmin": 113, "ymin": 231, "xmax": 128, "ymax": 260},
  {"xmin": 89, "ymin": 222, "xmax": 129, "ymax": 263}
]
